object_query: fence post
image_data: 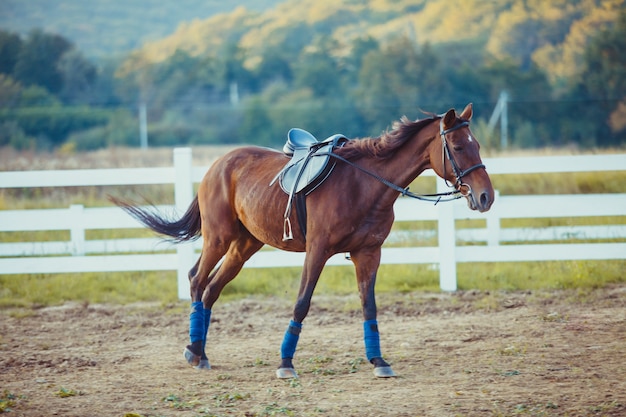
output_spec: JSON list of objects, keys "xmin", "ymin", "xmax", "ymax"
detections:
[
  {"xmin": 436, "ymin": 178, "xmax": 457, "ymax": 291},
  {"xmin": 174, "ymin": 148, "xmax": 194, "ymax": 300},
  {"xmin": 69, "ymin": 204, "xmax": 86, "ymax": 256},
  {"xmin": 486, "ymin": 190, "xmax": 501, "ymax": 246}
]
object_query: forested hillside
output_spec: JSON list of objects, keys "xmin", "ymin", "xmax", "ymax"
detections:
[
  {"xmin": 0, "ymin": 0, "xmax": 625, "ymax": 151},
  {"xmin": 126, "ymin": 0, "xmax": 621, "ymax": 89},
  {"xmin": 0, "ymin": 0, "xmax": 282, "ymax": 59}
]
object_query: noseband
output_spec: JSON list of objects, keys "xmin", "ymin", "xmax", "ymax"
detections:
[{"xmin": 439, "ymin": 119, "xmax": 485, "ymax": 196}]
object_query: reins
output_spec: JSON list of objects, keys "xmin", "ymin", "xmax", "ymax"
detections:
[
  {"xmin": 315, "ymin": 117, "xmax": 486, "ymax": 205},
  {"xmin": 317, "ymin": 151, "xmax": 462, "ymax": 204}
]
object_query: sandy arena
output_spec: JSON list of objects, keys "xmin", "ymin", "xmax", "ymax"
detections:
[{"xmin": 1, "ymin": 287, "xmax": 625, "ymax": 416}]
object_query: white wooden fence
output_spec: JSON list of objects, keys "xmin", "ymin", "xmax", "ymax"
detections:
[{"xmin": 1, "ymin": 148, "xmax": 625, "ymax": 299}]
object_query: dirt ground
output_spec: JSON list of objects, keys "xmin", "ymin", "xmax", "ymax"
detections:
[{"xmin": 1, "ymin": 287, "xmax": 625, "ymax": 417}]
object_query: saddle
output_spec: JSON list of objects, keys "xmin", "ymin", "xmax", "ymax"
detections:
[{"xmin": 270, "ymin": 128, "xmax": 348, "ymax": 240}]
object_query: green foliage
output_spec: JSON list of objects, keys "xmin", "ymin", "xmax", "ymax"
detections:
[
  {"xmin": 55, "ymin": 387, "xmax": 81, "ymax": 398},
  {"xmin": 0, "ymin": 390, "xmax": 18, "ymax": 414},
  {"xmin": 578, "ymin": 10, "xmax": 626, "ymax": 142},
  {"xmin": 0, "ymin": 1, "xmax": 285, "ymax": 60},
  {"xmin": 0, "ymin": 271, "xmax": 178, "ymax": 308},
  {"xmin": 458, "ymin": 260, "xmax": 625, "ymax": 292},
  {"xmin": 13, "ymin": 29, "xmax": 72, "ymax": 94},
  {"xmin": 2, "ymin": 1, "xmax": 626, "ymax": 151},
  {"xmin": 107, "ymin": 0, "xmax": 625, "ymax": 149},
  {"xmin": 0, "ymin": 106, "xmax": 113, "ymax": 148},
  {"xmin": 0, "ymin": 121, "xmax": 35, "ymax": 150},
  {"xmin": 65, "ymin": 109, "xmax": 137, "ymax": 150},
  {"xmin": 0, "ymin": 31, "xmax": 22, "ymax": 75}
]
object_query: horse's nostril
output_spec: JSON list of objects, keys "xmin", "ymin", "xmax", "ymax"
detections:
[{"xmin": 480, "ymin": 191, "xmax": 489, "ymax": 208}]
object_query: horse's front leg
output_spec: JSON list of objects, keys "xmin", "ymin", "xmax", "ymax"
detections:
[
  {"xmin": 351, "ymin": 247, "xmax": 396, "ymax": 378},
  {"xmin": 276, "ymin": 250, "xmax": 328, "ymax": 379}
]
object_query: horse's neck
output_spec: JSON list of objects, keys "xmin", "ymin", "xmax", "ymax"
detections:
[{"xmin": 373, "ymin": 128, "xmax": 435, "ymax": 193}]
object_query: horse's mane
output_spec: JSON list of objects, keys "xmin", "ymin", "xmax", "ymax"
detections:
[{"xmin": 335, "ymin": 116, "xmax": 437, "ymax": 160}]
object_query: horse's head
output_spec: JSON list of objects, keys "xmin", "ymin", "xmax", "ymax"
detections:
[{"xmin": 429, "ymin": 103, "xmax": 494, "ymax": 212}]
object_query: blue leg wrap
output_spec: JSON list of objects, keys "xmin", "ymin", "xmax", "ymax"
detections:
[
  {"xmin": 189, "ymin": 301, "xmax": 205, "ymax": 344},
  {"xmin": 363, "ymin": 319, "xmax": 382, "ymax": 361},
  {"xmin": 280, "ymin": 320, "xmax": 302, "ymax": 359}
]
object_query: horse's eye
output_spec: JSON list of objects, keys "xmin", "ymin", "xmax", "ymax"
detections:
[{"xmin": 453, "ymin": 145, "xmax": 464, "ymax": 152}]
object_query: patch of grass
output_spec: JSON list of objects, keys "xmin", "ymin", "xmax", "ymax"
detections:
[
  {"xmin": 588, "ymin": 401, "xmax": 623, "ymax": 414},
  {"xmin": 213, "ymin": 392, "xmax": 250, "ymax": 407},
  {"xmin": 0, "ymin": 390, "xmax": 18, "ymax": 414},
  {"xmin": 457, "ymin": 260, "xmax": 625, "ymax": 291},
  {"xmin": 541, "ymin": 311, "xmax": 568, "ymax": 322},
  {"xmin": 491, "ymin": 171, "xmax": 626, "ymax": 195},
  {"xmin": 259, "ymin": 402, "xmax": 294, "ymax": 416},
  {"xmin": 162, "ymin": 394, "xmax": 194, "ymax": 410},
  {"xmin": 55, "ymin": 387, "xmax": 81, "ymax": 398},
  {"xmin": 347, "ymin": 357, "xmax": 366, "ymax": 373},
  {"xmin": 0, "ymin": 271, "xmax": 178, "ymax": 307},
  {"xmin": 244, "ymin": 358, "xmax": 270, "ymax": 367},
  {"xmin": 498, "ymin": 344, "xmax": 526, "ymax": 357},
  {"xmin": 304, "ymin": 355, "xmax": 336, "ymax": 375},
  {"xmin": 2, "ymin": 257, "xmax": 624, "ymax": 308}
]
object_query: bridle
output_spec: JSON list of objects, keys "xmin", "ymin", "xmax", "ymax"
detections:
[{"xmin": 439, "ymin": 118, "xmax": 486, "ymax": 198}]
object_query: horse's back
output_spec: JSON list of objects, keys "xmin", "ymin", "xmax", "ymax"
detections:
[{"xmin": 202, "ymin": 146, "xmax": 285, "ymax": 187}]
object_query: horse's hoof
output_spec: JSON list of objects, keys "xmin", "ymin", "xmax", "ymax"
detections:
[
  {"xmin": 373, "ymin": 366, "xmax": 396, "ymax": 378},
  {"xmin": 183, "ymin": 347, "xmax": 200, "ymax": 367},
  {"xmin": 195, "ymin": 359, "xmax": 211, "ymax": 370},
  {"xmin": 276, "ymin": 368, "xmax": 298, "ymax": 379}
]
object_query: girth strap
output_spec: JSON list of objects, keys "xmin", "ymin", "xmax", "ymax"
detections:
[{"xmin": 295, "ymin": 193, "xmax": 307, "ymax": 239}]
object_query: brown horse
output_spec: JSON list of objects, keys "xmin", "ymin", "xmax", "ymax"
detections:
[{"xmin": 112, "ymin": 103, "xmax": 494, "ymax": 378}]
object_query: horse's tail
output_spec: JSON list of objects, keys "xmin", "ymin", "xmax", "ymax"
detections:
[{"xmin": 109, "ymin": 195, "xmax": 202, "ymax": 243}]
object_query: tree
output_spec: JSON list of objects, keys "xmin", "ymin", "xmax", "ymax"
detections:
[
  {"xmin": 0, "ymin": 30, "xmax": 22, "ymax": 75},
  {"xmin": 0, "ymin": 74, "xmax": 22, "ymax": 108},
  {"xmin": 57, "ymin": 49, "xmax": 97, "ymax": 105},
  {"xmin": 254, "ymin": 47, "xmax": 293, "ymax": 89},
  {"xmin": 354, "ymin": 37, "xmax": 453, "ymax": 134},
  {"xmin": 576, "ymin": 11, "xmax": 626, "ymax": 145},
  {"xmin": 13, "ymin": 29, "xmax": 73, "ymax": 94},
  {"xmin": 239, "ymin": 96, "xmax": 276, "ymax": 146},
  {"xmin": 290, "ymin": 35, "xmax": 342, "ymax": 98},
  {"xmin": 581, "ymin": 12, "xmax": 626, "ymax": 102}
]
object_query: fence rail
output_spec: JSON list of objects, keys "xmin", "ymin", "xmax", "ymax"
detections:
[{"xmin": 1, "ymin": 148, "xmax": 625, "ymax": 299}]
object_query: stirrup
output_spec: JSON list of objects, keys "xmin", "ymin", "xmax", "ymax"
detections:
[{"xmin": 282, "ymin": 218, "xmax": 293, "ymax": 241}]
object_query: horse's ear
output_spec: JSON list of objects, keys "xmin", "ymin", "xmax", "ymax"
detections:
[
  {"xmin": 442, "ymin": 108, "xmax": 456, "ymax": 129},
  {"xmin": 460, "ymin": 103, "xmax": 473, "ymax": 120}
]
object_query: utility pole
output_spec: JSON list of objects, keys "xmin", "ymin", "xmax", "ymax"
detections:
[
  {"xmin": 487, "ymin": 91, "xmax": 508, "ymax": 148},
  {"xmin": 139, "ymin": 102, "xmax": 148, "ymax": 149},
  {"xmin": 230, "ymin": 82, "xmax": 239, "ymax": 106}
]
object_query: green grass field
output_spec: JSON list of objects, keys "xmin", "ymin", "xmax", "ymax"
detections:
[{"xmin": 1, "ymin": 147, "xmax": 624, "ymax": 307}]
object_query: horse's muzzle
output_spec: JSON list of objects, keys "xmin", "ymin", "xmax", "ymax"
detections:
[{"xmin": 459, "ymin": 183, "xmax": 493, "ymax": 212}]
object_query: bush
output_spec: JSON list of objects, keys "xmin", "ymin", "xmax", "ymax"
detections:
[
  {"xmin": 0, "ymin": 106, "xmax": 112, "ymax": 147},
  {"xmin": 66, "ymin": 109, "xmax": 137, "ymax": 150},
  {"xmin": 0, "ymin": 121, "xmax": 35, "ymax": 150}
]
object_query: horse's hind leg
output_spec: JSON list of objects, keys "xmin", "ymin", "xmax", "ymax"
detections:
[
  {"xmin": 201, "ymin": 230, "xmax": 264, "ymax": 311},
  {"xmin": 350, "ymin": 247, "xmax": 396, "ymax": 378},
  {"xmin": 185, "ymin": 240, "xmax": 228, "ymax": 369},
  {"xmin": 186, "ymin": 229, "xmax": 263, "ymax": 369}
]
